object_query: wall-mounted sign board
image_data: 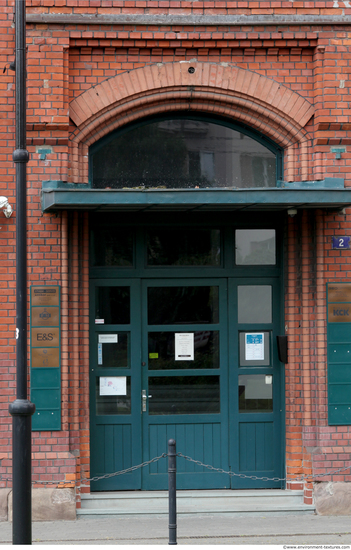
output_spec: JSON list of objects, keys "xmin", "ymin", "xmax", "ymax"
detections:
[
  {"xmin": 30, "ymin": 285, "xmax": 61, "ymax": 431},
  {"xmin": 332, "ymin": 236, "xmax": 351, "ymax": 250},
  {"xmin": 327, "ymin": 283, "xmax": 351, "ymax": 425}
]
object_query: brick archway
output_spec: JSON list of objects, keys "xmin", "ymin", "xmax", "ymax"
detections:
[{"xmin": 69, "ymin": 62, "xmax": 314, "ymax": 183}]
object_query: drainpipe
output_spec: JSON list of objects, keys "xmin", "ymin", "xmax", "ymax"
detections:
[{"xmin": 9, "ymin": 0, "xmax": 35, "ymax": 544}]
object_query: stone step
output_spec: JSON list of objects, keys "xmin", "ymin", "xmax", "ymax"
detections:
[{"xmin": 78, "ymin": 490, "xmax": 315, "ymax": 516}]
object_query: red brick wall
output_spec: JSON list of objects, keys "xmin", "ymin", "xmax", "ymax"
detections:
[{"xmin": 2, "ymin": 1, "xmax": 351, "ymax": 504}]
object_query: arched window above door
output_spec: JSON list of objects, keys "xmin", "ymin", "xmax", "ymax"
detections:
[{"xmin": 90, "ymin": 115, "xmax": 282, "ymax": 190}]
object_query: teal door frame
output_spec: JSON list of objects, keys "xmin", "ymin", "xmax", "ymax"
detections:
[{"xmin": 89, "ymin": 219, "xmax": 285, "ymax": 491}]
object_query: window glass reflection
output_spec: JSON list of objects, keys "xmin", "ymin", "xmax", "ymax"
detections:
[
  {"xmin": 95, "ymin": 287, "xmax": 130, "ymax": 325},
  {"xmin": 148, "ymin": 376, "xmax": 220, "ymax": 415},
  {"xmin": 91, "ymin": 118, "xmax": 277, "ymax": 189},
  {"xmin": 97, "ymin": 332, "xmax": 130, "ymax": 368},
  {"xmin": 236, "ymin": 230, "xmax": 276, "ymax": 265},
  {"xmin": 91, "ymin": 228, "xmax": 133, "ymax": 267},
  {"xmin": 147, "ymin": 229, "xmax": 221, "ymax": 266},
  {"xmin": 148, "ymin": 286, "xmax": 219, "ymax": 325},
  {"xmin": 239, "ymin": 374, "xmax": 273, "ymax": 413},
  {"xmin": 96, "ymin": 376, "xmax": 131, "ymax": 415},
  {"xmin": 238, "ymin": 286, "xmax": 272, "ymax": 324},
  {"xmin": 148, "ymin": 331, "xmax": 219, "ymax": 370}
]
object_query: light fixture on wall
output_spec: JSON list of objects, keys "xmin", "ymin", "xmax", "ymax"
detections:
[
  {"xmin": 287, "ymin": 208, "xmax": 297, "ymax": 217},
  {"xmin": 0, "ymin": 196, "xmax": 13, "ymax": 218}
]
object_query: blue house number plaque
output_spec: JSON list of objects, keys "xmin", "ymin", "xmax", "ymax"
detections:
[{"xmin": 332, "ymin": 236, "xmax": 351, "ymax": 249}]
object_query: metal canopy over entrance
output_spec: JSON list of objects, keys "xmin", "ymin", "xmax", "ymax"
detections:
[{"xmin": 42, "ymin": 185, "xmax": 351, "ymax": 212}]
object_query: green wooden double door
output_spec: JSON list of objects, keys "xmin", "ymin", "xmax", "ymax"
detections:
[{"xmin": 90, "ymin": 276, "xmax": 284, "ymax": 491}]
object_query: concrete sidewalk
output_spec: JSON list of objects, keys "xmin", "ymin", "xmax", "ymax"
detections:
[{"xmin": 1, "ymin": 514, "xmax": 351, "ymax": 545}]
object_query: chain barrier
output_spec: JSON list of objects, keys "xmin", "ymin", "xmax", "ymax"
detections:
[
  {"xmin": 81, "ymin": 453, "xmax": 168, "ymax": 484},
  {"xmin": 176, "ymin": 453, "xmax": 351, "ymax": 483},
  {"xmin": 0, "ymin": 453, "xmax": 168, "ymax": 487},
  {"xmin": 1, "ymin": 451, "xmax": 351, "ymax": 487}
]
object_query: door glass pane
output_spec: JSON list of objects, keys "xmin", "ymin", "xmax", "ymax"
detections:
[
  {"xmin": 148, "ymin": 286, "xmax": 219, "ymax": 325},
  {"xmin": 95, "ymin": 287, "xmax": 130, "ymax": 324},
  {"xmin": 96, "ymin": 376, "xmax": 131, "ymax": 415},
  {"xmin": 97, "ymin": 332, "xmax": 130, "ymax": 368},
  {"xmin": 239, "ymin": 331, "xmax": 270, "ymax": 366},
  {"xmin": 238, "ymin": 286, "xmax": 272, "ymax": 324},
  {"xmin": 148, "ymin": 331, "xmax": 219, "ymax": 370},
  {"xmin": 147, "ymin": 229, "xmax": 221, "ymax": 266},
  {"xmin": 235, "ymin": 230, "xmax": 276, "ymax": 265},
  {"xmin": 91, "ymin": 228, "xmax": 133, "ymax": 267},
  {"xmin": 148, "ymin": 376, "xmax": 220, "ymax": 415},
  {"xmin": 239, "ymin": 374, "xmax": 273, "ymax": 413}
]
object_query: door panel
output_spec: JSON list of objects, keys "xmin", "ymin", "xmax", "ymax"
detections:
[
  {"xmin": 239, "ymin": 421, "xmax": 274, "ymax": 471},
  {"xmin": 89, "ymin": 279, "xmax": 142, "ymax": 491},
  {"xmin": 228, "ymin": 278, "xmax": 283, "ymax": 489},
  {"xmin": 141, "ymin": 279, "xmax": 230, "ymax": 490}
]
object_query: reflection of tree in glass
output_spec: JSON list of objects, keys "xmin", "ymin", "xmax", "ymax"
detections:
[
  {"xmin": 149, "ymin": 376, "xmax": 220, "ymax": 414},
  {"xmin": 96, "ymin": 287, "xmax": 130, "ymax": 324},
  {"xmin": 148, "ymin": 331, "xmax": 219, "ymax": 370},
  {"xmin": 93, "ymin": 229, "xmax": 133, "ymax": 266},
  {"xmin": 92, "ymin": 123, "xmax": 211, "ymax": 189},
  {"xmin": 148, "ymin": 287, "xmax": 219, "ymax": 325},
  {"xmin": 147, "ymin": 230, "xmax": 221, "ymax": 266}
]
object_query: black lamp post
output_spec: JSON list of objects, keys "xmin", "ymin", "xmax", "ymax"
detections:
[{"xmin": 9, "ymin": 0, "xmax": 35, "ymax": 544}]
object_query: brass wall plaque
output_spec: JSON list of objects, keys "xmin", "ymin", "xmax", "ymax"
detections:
[
  {"xmin": 328, "ymin": 303, "xmax": 351, "ymax": 323},
  {"xmin": 328, "ymin": 284, "xmax": 351, "ymax": 303},
  {"xmin": 31, "ymin": 286, "xmax": 59, "ymax": 307},
  {"xmin": 31, "ymin": 348, "xmax": 60, "ymax": 368},
  {"xmin": 30, "ymin": 284, "xmax": 61, "ymax": 430},
  {"xmin": 32, "ymin": 307, "xmax": 59, "ymax": 327},
  {"xmin": 31, "ymin": 328, "xmax": 59, "ymax": 347}
]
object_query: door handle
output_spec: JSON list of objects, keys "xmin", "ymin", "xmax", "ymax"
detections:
[{"xmin": 142, "ymin": 390, "xmax": 153, "ymax": 412}]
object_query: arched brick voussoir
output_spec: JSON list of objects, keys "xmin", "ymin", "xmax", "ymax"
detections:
[
  {"xmin": 73, "ymin": 94, "xmax": 302, "ymax": 163},
  {"xmin": 71, "ymin": 87, "xmax": 310, "ymax": 152},
  {"xmin": 70, "ymin": 62, "xmax": 314, "ymax": 132}
]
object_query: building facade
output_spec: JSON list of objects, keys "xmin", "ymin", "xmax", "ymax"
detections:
[{"xmin": 2, "ymin": 0, "xmax": 351, "ymax": 518}]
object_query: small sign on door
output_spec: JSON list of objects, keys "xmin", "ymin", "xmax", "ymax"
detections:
[
  {"xmin": 99, "ymin": 377, "xmax": 127, "ymax": 396},
  {"xmin": 245, "ymin": 333, "xmax": 264, "ymax": 361},
  {"xmin": 175, "ymin": 333, "xmax": 194, "ymax": 361}
]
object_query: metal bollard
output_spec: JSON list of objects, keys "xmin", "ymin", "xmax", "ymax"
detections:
[{"xmin": 168, "ymin": 439, "xmax": 177, "ymax": 545}]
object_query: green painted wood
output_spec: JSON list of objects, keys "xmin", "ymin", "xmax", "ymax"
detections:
[
  {"xmin": 228, "ymin": 277, "xmax": 283, "ymax": 489},
  {"xmin": 31, "ymin": 368, "xmax": 60, "ymax": 387},
  {"xmin": 327, "ymin": 283, "xmax": 351, "ymax": 426},
  {"xmin": 328, "ymin": 363, "xmax": 351, "ymax": 384},
  {"xmin": 31, "ymin": 389, "xmax": 60, "ymax": 409},
  {"xmin": 89, "ymin": 221, "xmax": 284, "ymax": 491},
  {"xmin": 89, "ymin": 279, "xmax": 142, "ymax": 491},
  {"xmin": 329, "ymin": 405, "xmax": 351, "ymax": 424},
  {"xmin": 141, "ymin": 278, "xmax": 230, "ymax": 490},
  {"xmin": 330, "ymin": 384, "xmax": 351, "ymax": 402},
  {"xmin": 32, "ymin": 410, "xmax": 61, "ymax": 431}
]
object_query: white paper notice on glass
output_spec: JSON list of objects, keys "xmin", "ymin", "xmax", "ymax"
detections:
[
  {"xmin": 245, "ymin": 333, "xmax": 264, "ymax": 361},
  {"xmin": 98, "ymin": 334, "xmax": 118, "ymax": 344},
  {"xmin": 99, "ymin": 376, "xmax": 127, "ymax": 396},
  {"xmin": 175, "ymin": 333, "xmax": 194, "ymax": 361}
]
